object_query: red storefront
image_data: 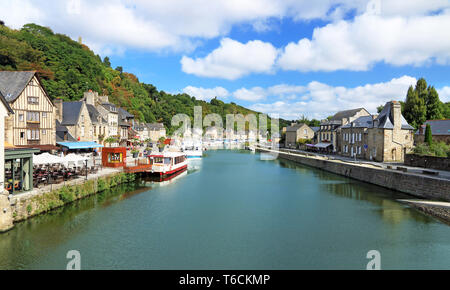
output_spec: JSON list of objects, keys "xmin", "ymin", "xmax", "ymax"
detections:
[{"xmin": 102, "ymin": 147, "xmax": 127, "ymax": 167}]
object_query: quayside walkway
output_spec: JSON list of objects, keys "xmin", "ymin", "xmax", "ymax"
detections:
[{"xmin": 279, "ymin": 148, "xmax": 450, "ymax": 181}]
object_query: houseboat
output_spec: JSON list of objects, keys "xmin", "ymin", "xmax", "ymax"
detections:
[{"xmin": 148, "ymin": 152, "xmax": 188, "ymax": 176}]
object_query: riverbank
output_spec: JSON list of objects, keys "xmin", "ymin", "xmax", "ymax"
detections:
[{"xmin": 0, "ymin": 168, "xmax": 137, "ymax": 232}]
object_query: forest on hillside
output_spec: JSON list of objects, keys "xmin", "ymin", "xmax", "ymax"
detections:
[{"xmin": 0, "ymin": 23, "xmax": 289, "ymax": 133}]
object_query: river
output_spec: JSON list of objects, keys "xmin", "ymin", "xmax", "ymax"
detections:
[{"xmin": 0, "ymin": 150, "xmax": 449, "ymax": 269}]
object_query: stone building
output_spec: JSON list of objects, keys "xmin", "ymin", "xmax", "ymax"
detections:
[
  {"xmin": 285, "ymin": 123, "xmax": 315, "ymax": 148},
  {"xmin": 0, "ymin": 71, "xmax": 56, "ymax": 151},
  {"xmin": 340, "ymin": 101, "xmax": 414, "ymax": 162},
  {"xmin": 415, "ymin": 119, "xmax": 450, "ymax": 144},
  {"xmin": 318, "ymin": 108, "xmax": 370, "ymax": 152},
  {"xmin": 55, "ymin": 100, "xmax": 94, "ymax": 142},
  {"xmin": 118, "ymin": 108, "xmax": 134, "ymax": 145},
  {"xmin": 147, "ymin": 123, "xmax": 166, "ymax": 142}
]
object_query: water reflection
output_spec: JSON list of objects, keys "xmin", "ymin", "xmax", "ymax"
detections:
[{"xmin": 276, "ymin": 158, "xmax": 436, "ymax": 226}]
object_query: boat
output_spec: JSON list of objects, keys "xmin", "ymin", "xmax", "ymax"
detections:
[
  {"xmin": 184, "ymin": 149, "xmax": 203, "ymax": 159},
  {"xmin": 147, "ymin": 151, "xmax": 188, "ymax": 176}
]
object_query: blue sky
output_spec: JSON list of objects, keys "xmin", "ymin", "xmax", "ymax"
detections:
[{"xmin": 2, "ymin": 0, "xmax": 450, "ymax": 120}]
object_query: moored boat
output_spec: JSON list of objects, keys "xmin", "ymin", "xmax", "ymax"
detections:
[{"xmin": 147, "ymin": 151, "xmax": 188, "ymax": 176}]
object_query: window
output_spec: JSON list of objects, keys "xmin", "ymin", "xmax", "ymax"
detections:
[
  {"xmin": 42, "ymin": 112, "xmax": 47, "ymax": 118},
  {"xmin": 94, "ymin": 126, "xmax": 97, "ymax": 136},
  {"xmin": 358, "ymin": 146, "xmax": 361, "ymax": 154},
  {"xmin": 352, "ymin": 133, "xmax": 355, "ymax": 144},
  {"xmin": 27, "ymin": 96, "xmax": 39, "ymax": 105},
  {"xmin": 27, "ymin": 129, "xmax": 40, "ymax": 140},
  {"xmin": 20, "ymin": 132, "xmax": 25, "ymax": 139},
  {"xmin": 81, "ymin": 126, "xmax": 85, "ymax": 137},
  {"xmin": 42, "ymin": 129, "xmax": 46, "ymax": 135},
  {"xmin": 18, "ymin": 114, "xmax": 24, "ymax": 122},
  {"xmin": 359, "ymin": 133, "xmax": 362, "ymax": 142},
  {"xmin": 304, "ymin": 129, "xmax": 307, "ymax": 135},
  {"xmin": 27, "ymin": 111, "xmax": 40, "ymax": 122}
]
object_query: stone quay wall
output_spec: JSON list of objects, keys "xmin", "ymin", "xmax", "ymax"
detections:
[
  {"xmin": 0, "ymin": 171, "xmax": 136, "ymax": 233},
  {"xmin": 404, "ymin": 154, "xmax": 450, "ymax": 171},
  {"xmin": 259, "ymin": 148, "xmax": 450, "ymax": 201}
]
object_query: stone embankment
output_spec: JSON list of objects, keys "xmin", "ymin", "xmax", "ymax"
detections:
[{"xmin": 0, "ymin": 169, "xmax": 136, "ymax": 232}]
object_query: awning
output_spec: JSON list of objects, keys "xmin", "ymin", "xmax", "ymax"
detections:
[
  {"xmin": 57, "ymin": 141, "xmax": 104, "ymax": 149},
  {"xmin": 314, "ymin": 142, "xmax": 333, "ymax": 148}
]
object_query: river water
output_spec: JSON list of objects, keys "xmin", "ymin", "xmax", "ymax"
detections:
[{"xmin": 0, "ymin": 150, "xmax": 449, "ymax": 269}]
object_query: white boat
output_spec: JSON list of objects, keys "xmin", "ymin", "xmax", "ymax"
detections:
[
  {"xmin": 148, "ymin": 151, "xmax": 188, "ymax": 176},
  {"xmin": 184, "ymin": 149, "xmax": 203, "ymax": 159}
]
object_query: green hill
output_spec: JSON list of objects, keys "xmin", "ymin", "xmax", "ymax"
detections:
[{"xmin": 0, "ymin": 23, "xmax": 289, "ymax": 134}]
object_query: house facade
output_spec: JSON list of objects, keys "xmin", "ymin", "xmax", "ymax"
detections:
[
  {"xmin": 285, "ymin": 123, "xmax": 315, "ymax": 148},
  {"xmin": 318, "ymin": 108, "xmax": 370, "ymax": 152},
  {"xmin": 340, "ymin": 101, "xmax": 414, "ymax": 162},
  {"xmin": 147, "ymin": 123, "xmax": 166, "ymax": 142},
  {"xmin": 55, "ymin": 100, "xmax": 94, "ymax": 142},
  {"xmin": 0, "ymin": 71, "xmax": 56, "ymax": 150}
]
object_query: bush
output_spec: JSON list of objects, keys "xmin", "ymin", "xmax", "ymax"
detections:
[
  {"xmin": 58, "ymin": 186, "xmax": 75, "ymax": 203},
  {"xmin": 414, "ymin": 141, "xmax": 450, "ymax": 157}
]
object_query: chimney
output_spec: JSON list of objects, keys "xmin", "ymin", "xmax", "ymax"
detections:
[
  {"xmin": 84, "ymin": 91, "xmax": 98, "ymax": 106},
  {"xmin": 54, "ymin": 99, "xmax": 63, "ymax": 121},
  {"xmin": 391, "ymin": 101, "xmax": 402, "ymax": 130}
]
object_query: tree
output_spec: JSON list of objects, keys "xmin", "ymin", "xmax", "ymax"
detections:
[
  {"xmin": 377, "ymin": 105, "xmax": 384, "ymax": 113},
  {"xmin": 0, "ymin": 20, "xmax": 4, "ymax": 26},
  {"xmin": 403, "ymin": 85, "xmax": 426, "ymax": 129},
  {"xmin": 426, "ymin": 86, "xmax": 443, "ymax": 120},
  {"xmin": 443, "ymin": 102, "xmax": 450, "ymax": 119},
  {"xmin": 103, "ymin": 56, "xmax": 111, "ymax": 67},
  {"xmin": 425, "ymin": 124, "xmax": 433, "ymax": 146}
]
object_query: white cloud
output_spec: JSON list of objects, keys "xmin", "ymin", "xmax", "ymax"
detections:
[
  {"xmin": 233, "ymin": 87, "xmax": 267, "ymax": 102},
  {"xmin": 181, "ymin": 38, "xmax": 278, "ymax": 80},
  {"xmin": 278, "ymin": 6, "xmax": 450, "ymax": 72},
  {"xmin": 182, "ymin": 86, "xmax": 229, "ymax": 101},
  {"xmin": 438, "ymin": 87, "xmax": 450, "ymax": 103},
  {"xmin": 248, "ymin": 76, "xmax": 418, "ymax": 119},
  {"xmin": 0, "ymin": 0, "xmax": 365, "ymax": 55}
]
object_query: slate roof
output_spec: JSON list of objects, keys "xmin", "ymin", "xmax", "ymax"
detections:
[
  {"xmin": 56, "ymin": 120, "xmax": 76, "ymax": 142},
  {"xmin": 341, "ymin": 115, "xmax": 374, "ymax": 129},
  {"xmin": 0, "ymin": 90, "xmax": 13, "ymax": 113},
  {"xmin": 146, "ymin": 123, "xmax": 165, "ymax": 131},
  {"xmin": 86, "ymin": 104, "xmax": 106, "ymax": 124},
  {"xmin": 416, "ymin": 119, "xmax": 450, "ymax": 136},
  {"xmin": 0, "ymin": 71, "xmax": 36, "ymax": 103},
  {"xmin": 61, "ymin": 102, "xmax": 83, "ymax": 126},
  {"xmin": 118, "ymin": 108, "xmax": 134, "ymax": 127},
  {"xmin": 286, "ymin": 123, "xmax": 306, "ymax": 132},
  {"xmin": 330, "ymin": 108, "xmax": 367, "ymax": 121},
  {"xmin": 375, "ymin": 102, "xmax": 414, "ymax": 130},
  {"xmin": 101, "ymin": 102, "xmax": 118, "ymax": 113},
  {"xmin": 311, "ymin": 127, "xmax": 320, "ymax": 132},
  {"xmin": 118, "ymin": 107, "xmax": 134, "ymax": 119}
]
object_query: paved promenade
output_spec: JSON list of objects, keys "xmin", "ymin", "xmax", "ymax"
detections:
[{"xmin": 280, "ymin": 148, "xmax": 450, "ymax": 180}]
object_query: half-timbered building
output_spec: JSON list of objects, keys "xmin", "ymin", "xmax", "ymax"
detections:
[{"xmin": 0, "ymin": 71, "xmax": 56, "ymax": 150}]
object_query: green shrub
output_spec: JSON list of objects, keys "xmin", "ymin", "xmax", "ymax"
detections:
[
  {"xmin": 414, "ymin": 141, "xmax": 450, "ymax": 157},
  {"xmin": 26, "ymin": 204, "xmax": 32, "ymax": 214},
  {"xmin": 97, "ymin": 179, "xmax": 107, "ymax": 192},
  {"xmin": 58, "ymin": 186, "xmax": 75, "ymax": 203}
]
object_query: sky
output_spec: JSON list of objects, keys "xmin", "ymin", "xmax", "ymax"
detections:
[{"xmin": 2, "ymin": 0, "xmax": 450, "ymax": 120}]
